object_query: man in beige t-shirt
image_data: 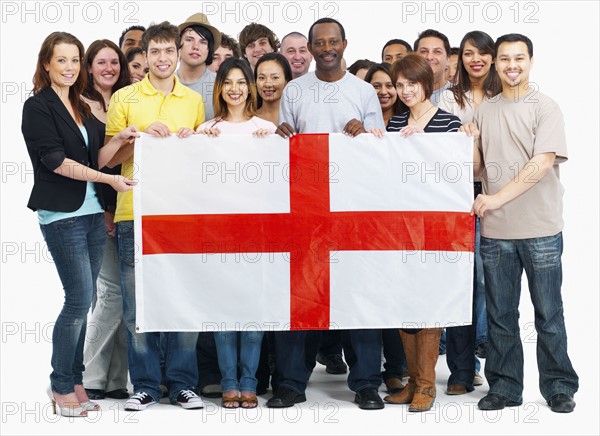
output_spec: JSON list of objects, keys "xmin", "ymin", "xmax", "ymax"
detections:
[{"xmin": 471, "ymin": 33, "xmax": 578, "ymax": 414}]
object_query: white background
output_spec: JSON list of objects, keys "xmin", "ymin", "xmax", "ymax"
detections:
[{"xmin": 1, "ymin": 1, "xmax": 598, "ymax": 435}]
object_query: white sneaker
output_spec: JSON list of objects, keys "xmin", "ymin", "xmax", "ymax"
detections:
[
  {"xmin": 474, "ymin": 371, "xmax": 484, "ymax": 386},
  {"xmin": 174, "ymin": 389, "xmax": 204, "ymax": 409},
  {"xmin": 124, "ymin": 392, "xmax": 157, "ymax": 411}
]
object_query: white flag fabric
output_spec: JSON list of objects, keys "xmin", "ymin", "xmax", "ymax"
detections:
[{"xmin": 133, "ymin": 132, "xmax": 474, "ymax": 332}]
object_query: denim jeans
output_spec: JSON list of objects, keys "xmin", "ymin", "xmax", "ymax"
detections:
[
  {"xmin": 381, "ymin": 329, "xmax": 406, "ymax": 380},
  {"xmin": 40, "ymin": 213, "xmax": 105, "ymax": 394},
  {"xmin": 474, "ymin": 217, "xmax": 488, "ymax": 348},
  {"xmin": 274, "ymin": 329, "xmax": 382, "ymax": 393},
  {"xmin": 481, "ymin": 233, "xmax": 578, "ymax": 402},
  {"xmin": 214, "ymin": 331, "xmax": 264, "ymax": 392},
  {"xmin": 116, "ymin": 220, "xmax": 199, "ymax": 402}
]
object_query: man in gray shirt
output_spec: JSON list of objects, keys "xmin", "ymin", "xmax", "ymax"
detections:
[
  {"xmin": 270, "ymin": 18, "xmax": 385, "ymax": 411},
  {"xmin": 177, "ymin": 13, "xmax": 221, "ymax": 120}
]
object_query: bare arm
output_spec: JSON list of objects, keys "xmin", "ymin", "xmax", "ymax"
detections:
[
  {"xmin": 471, "ymin": 152, "xmax": 556, "ymax": 217},
  {"xmin": 53, "ymin": 158, "xmax": 136, "ymax": 192}
]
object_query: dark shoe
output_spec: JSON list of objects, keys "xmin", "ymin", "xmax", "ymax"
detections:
[
  {"xmin": 384, "ymin": 377, "xmax": 405, "ymax": 394},
  {"xmin": 478, "ymin": 393, "xmax": 522, "ymax": 410},
  {"xmin": 446, "ymin": 383, "xmax": 467, "ymax": 395},
  {"xmin": 200, "ymin": 384, "xmax": 222, "ymax": 399},
  {"xmin": 266, "ymin": 387, "xmax": 306, "ymax": 408},
  {"xmin": 316, "ymin": 353, "xmax": 348, "ymax": 374},
  {"xmin": 85, "ymin": 389, "xmax": 106, "ymax": 400},
  {"xmin": 354, "ymin": 388, "xmax": 384, "ymax": 410},
  {"xmin": 475, "ymin": 343, "xmax": 488, "ymax": 359},
  {"xmin": 124, "ymin": 392, "xmax": 158, "ymax": 411},
  {"xmin": 548, "ymin": 393, "xmax": 575, "ymax": 413},
  {"xmin": 105, "ymin": 388, "xmax": 129, "ymax": 399}
]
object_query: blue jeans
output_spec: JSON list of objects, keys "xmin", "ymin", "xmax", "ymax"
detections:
[
  {"xmin": 481, "ymin": 233, "xmax": 578, "ymax": 402},
  {"xmin": 40, "ymin": 213, "xmax": 105, "ymax": 394},
  {"xmin": 116, "ymin": 220, "xmax": 198, "ymax": 402},
  {"xmin": 214, "ymin": 331, "xmax": 264, "ymax": 392},
  {"xmin": 474, "ymin": 217, "xmax": 487, "ymax": 348}
]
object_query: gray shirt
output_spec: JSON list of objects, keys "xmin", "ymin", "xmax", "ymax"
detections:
[
  {"xmin": 176, "ymin": 68, "xmax": 216, "ymax": 120},
  {"xmin": 279, "ymin": 71, "xmax": 384, "ymax": 133}
]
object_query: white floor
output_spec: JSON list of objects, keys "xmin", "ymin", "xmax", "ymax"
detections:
[{"xmin": 14, "ymin": 343, "xmax": 597, "ymax": 436}]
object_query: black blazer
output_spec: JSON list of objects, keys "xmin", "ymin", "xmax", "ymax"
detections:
[{"xmin": 22, "ymin": 87, "xmax": 105, "ymax": 212}]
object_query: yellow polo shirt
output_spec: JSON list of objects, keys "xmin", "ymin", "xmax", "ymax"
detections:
[{"xmin": 106, "ymin": 75, "xmax": 205, "ymax": 223}]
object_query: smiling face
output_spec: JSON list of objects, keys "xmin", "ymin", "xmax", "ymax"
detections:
[
  {"xmin": 88, "ymin": 47, "xmax": 120, "ymax": 91},
  {"xmin": 145, "ymin": 39, "xmax": 178, "ymax": 81},
  {"xmin": 179, "ymin": 28, "xmax": 210, "ymax": 67},
  {"xmin": 280, "ymin": 35, "xmax": 312, "ymax": 78},
  {"xmin": 256, "ymin": 60, "xmax": 286, "ymax": 103},
  {"xmin": 370, "ymin": 70, "xmax": 397, "ymax": 112},
  {"xmin": 308, "ymin": 22, "xmax": 347, "ymax": 74},
  {"xmin": 416, "ymin": 36, "xmax": 448, "ymax": 81},
  {"xmin": 462, "ymin": 41, "xmax": 493, "ymax": 82},
  {"xmin": 128, "ymin": 52, "xmax": 148, "ymax": 83},
  {"xmin": 45, "ymin": 43, "xmax": 80, "ymax": 91},
  {"xmin": 222, "ymin": 67, "xmax": 248, "ymax": 108},
  {"xmin": 395, "ymin": 73, "xmax": 425, "ymax": 108},
  {"xmin": 495, "ymin": 41, "xmax": 532, "ymax": 90},
  {"xmin": 244, "ymin": 37, "xmax": 274, "ymax": 70}
]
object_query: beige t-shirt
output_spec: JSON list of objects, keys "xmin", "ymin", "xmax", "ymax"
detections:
[{"xmin": 474, "ymin": 92, "xmax": 568, "ymax": 239}]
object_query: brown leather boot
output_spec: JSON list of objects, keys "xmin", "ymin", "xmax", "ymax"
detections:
[
  {"xmin": 409, "ymin": 328, "xmax": 442, "ymax": 412},
  {"xmin": 384, "ymin": 330, "xmax": 416, "ymax": 404}
]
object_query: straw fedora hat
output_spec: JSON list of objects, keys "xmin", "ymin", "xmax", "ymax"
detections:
[{"xmin": 178, "ymin": 13, "xmax": 221, "ymax": 50}]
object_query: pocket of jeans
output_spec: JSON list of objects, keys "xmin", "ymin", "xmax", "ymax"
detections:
[
  {"xmin": 479, "ymin": 238, "xmax": 501, "ymax": 269},
  {"xmin": 529, "ymin": 235, "xmax": 562, "ymax": 272}
]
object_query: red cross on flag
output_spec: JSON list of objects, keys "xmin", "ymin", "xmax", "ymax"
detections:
[{"xmin": 133, "ymin": 133, "xmax": 474, "ymax": 332}]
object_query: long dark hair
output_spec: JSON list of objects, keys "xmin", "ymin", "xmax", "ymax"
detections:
[
  {"xmin": 213, "ymin": 58, "xmax": 258, "ymax": 120},
  {"xmin": 32, "ymin": 32, "xmax": 90, "ymax": 122},
  {"xmin": 451, "ymin": 31, "xmax": 502, "ymax": 109},
  {"xmin": 254, "ymin": 52, "xmax": 292, "ymax": 109},
  {"xmin": 83, "ymin": 39, "xmax": 131, "ymax": 112}
]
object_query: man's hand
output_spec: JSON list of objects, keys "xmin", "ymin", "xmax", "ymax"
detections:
[
  {"xmin": 145, "ymin": 122, "xmax": 171, "ymax": 137},
  {"xmin": 275, "ymin": 122, "xmax": 296, "ymax": 138},
  {"xmin": 343, "ymin": 119, "xmax": 366, "ymax": 137}
]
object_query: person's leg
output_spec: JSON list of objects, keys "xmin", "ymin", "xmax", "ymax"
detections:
[
  {"xmin": 345, "ymin": 329, "xmax": 382, "ymax": 392},
  {"xmin": 165, "ymin": 331, "xmax": 199, "ymax": 402},
  {"xmin": 445, "ymin": 325, "xmax": 475, "ymax": 393},
  {"xmin": 381, "ymin": 328, "xmax": 406, "ymax": 394},
  {"xmin": 480, "ymin": 237, "xmax": 524, "ymax": 404},
  {"xmin": 117, "ymin": 221, "xmax": 162, "ymax": 404},
  {"xmin": 213, "ymin": 331, "xmax": 239, "ymax": 395},
  {"xmin": 42, "ymin": 214, "xmax": 105, "ymax": 395},
  {"xmin": 267, "ymin": 331, "xmax": 308, "ymax": 407},
  {"xmin": 410, "ymin": 327, "xmax": 442, "ymax": 412},
  {"xmin": 518, "ymin": 234, "xmax": 578, "ymax": 402},
  {"xmin": 474, "ymin": 217, "xmax": 488, "ymax": 354},
  {"xmin": 196, "ymin": 332, "xmax": 222, "ymax": 396},
  {"xmin": 239, "ymin": 330, "xmax": 265, "ymax": 407}
]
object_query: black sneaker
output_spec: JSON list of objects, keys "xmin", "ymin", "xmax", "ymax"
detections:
[
  {"xmin": 173, "ymin": 389, "xmax": 204, "ymax": 409},
  {"xmin": 316, "ymin": 353, "xmax": 348, "ymax": 374},
  {"xmin": 475, "ymin": 343, "xmax": 488, "ymax": 359},
  {"xmin": 124, "ymin": 392, "xmax": 157, "ymax": 411}
]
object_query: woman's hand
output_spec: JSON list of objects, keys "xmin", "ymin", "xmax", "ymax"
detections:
[
  {"xmin": 176, "ymin": 127, "xmax": 194, "ymax": 138},
  {"xmin": 145, "ymin": 122, "xmax": 171, "ymax": 137},
  {"xmin": 460, "ymin": 122, "xmax": 480, "ymax": 140},
  {"xmin": 109, "ymin": 175, "xmax": 137, "ymax": 192},
  {"xmin": 252, "ymin": 129, "xmax": 272, "ymax": 137},
  {"xmin": 399, "ymin": 125, "xmax": 424, "ymax": 137},
  {"xmin": 196, "ymin": 127, "xmax": 221, "ymax": 137},
  {"xmin": 368, "ymin": 128, "xmax": 385, "ymax": 138},
  {"xmin": 114, "ymin": 125, "xmax": 140, "ymax": 145}
]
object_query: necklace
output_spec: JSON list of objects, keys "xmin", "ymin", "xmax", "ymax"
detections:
[{"xmin": 409, "ymin": 105, "xmax": 435, "ymax": 123}]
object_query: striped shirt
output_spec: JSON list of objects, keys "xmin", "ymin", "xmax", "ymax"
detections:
[{"xmin": 387, "ymin": 108, "xmax": 462, "ymax": 133}]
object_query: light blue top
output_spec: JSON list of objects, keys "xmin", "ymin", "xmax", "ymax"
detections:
[{"xmin": 38, "ymin": 125, "xmax": 104, "ymax": 225}]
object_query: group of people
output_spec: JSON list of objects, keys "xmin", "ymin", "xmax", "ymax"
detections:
[{"xmin": 22, "ymin": 11, "xmax": 578, "ymax": 419}]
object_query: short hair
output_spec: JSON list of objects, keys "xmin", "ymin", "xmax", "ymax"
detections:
[
  {"xmin": 118, "ymin": 25, "xmax": 146, "ymax": 49},
  {"xmin": 281, "ymin": 31, "xmax": 308, "ymax": 46},
  {"xmin": 212, "ymin": 57, "xmax": 258, "ymax": 121},
  {"xmin": 125, "ymin": 46, "xmax": 144, "ymax": 62},
  {"xmin": 495, "ymin": 33, "xmax": 533, "ymax": 58},
  {"xmin": 181, "ymin": 25, "xmax": 215, "ymax": 65},
  {"xmin": 380, "ymin": 39, "xmax": 413, "ymax": 60},
  {"xmin": 414, "ymin": 29, "xmax": 451, "ymax": 56},
  {"xmin": 219, "ymin": 33, "xmax": 241, "ymax": 58},
  {"xmin": 254, "ymin": 52, "xmax": 293, "ymax": 109},
  {"xmin": 238, "ymin": 23, "xmax": 280, "ymax": 54},
  {"xmin": 450, "ymin": 47, "xmax": 459, "ymax": 56},
  {"xmin": 391, "ymin": 53, "xmax": 434, "ymax": 101},
  {"xmin": 141, "ymin": 21, "xmax": 180, "ymax": 53},
  {"xmin": 83, "ymin": 39, "xmax": 131, "ymax": 112},
  {"xmin": 451, "ymin": 31, "xmax": 501, "ymax": 109},
  {"xmin": 308, "ymin": 18, "xmax": 345, "ymax": 43},
  {"xmin": 347, "ymin": 59, "xmax": 375, "ymax": 76}
]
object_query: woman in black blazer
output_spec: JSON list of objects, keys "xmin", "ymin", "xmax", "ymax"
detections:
[{"xmin": 21, "ymin": 31, "xmax": 138, "ymax": 417}]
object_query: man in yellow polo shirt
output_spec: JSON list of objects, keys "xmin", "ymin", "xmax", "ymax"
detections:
[{"xmin": 105, "ymin": 21, "xmax": 205, "ymax": 412}]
